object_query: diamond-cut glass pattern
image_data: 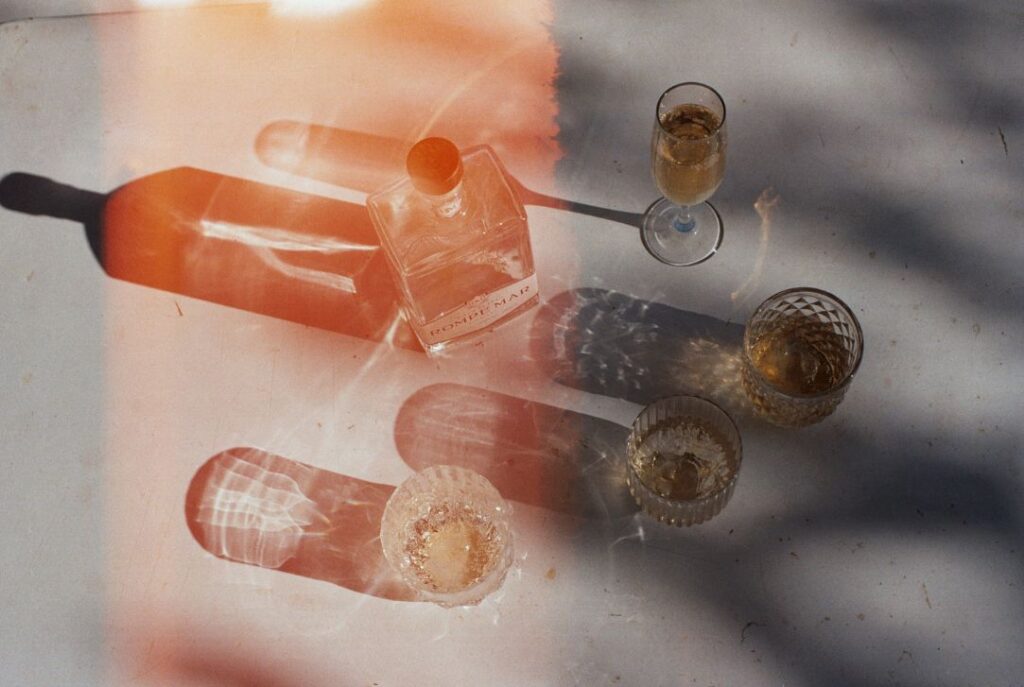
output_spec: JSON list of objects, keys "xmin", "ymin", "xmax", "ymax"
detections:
[{"xmin": 741, "ymin": 288, "xmax": 863, "ymax": 428}]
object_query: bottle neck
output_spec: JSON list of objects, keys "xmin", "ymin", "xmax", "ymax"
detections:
[{"xmin": 426, "ymin": 180, "xmax": 464, "ymax": 219}]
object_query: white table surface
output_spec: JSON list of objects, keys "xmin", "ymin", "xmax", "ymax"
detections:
[{"xmin": 1, "ymin": 2, "xmax": 1022, "ymax": 686}]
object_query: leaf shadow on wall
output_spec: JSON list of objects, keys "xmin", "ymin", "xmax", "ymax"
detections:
[{"xmin": 0, "ymin": 168, "xmax": 419, "ymax": 350}]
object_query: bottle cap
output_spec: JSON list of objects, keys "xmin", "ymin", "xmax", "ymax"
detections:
[{"xmin": 406, "ymin": 137, "xmax": 463, "ymax": 195}]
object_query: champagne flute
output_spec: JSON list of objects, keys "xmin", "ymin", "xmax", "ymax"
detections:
[{"xmin": 642, "ymin": 82, "xmax": 727, "ymax": 266}]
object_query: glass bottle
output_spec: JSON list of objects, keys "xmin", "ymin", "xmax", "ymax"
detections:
[{"xmin": 367, "ymin": 137, "xmax": 539, "ymax": 354}]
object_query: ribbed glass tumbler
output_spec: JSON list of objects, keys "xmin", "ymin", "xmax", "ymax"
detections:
[{"xmin": 626, "ymin": 396, "xmax": 742, "ymax": 526}]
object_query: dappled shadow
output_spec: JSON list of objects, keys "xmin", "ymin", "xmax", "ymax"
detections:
[
  {"xmin": 602, "ymin": 424, "xmax": 1024, "ymax": 686},
  {"xmin": 852, "ymin": 0, "xmax": 1024, "ymax": 134},
  {"xmin": 711, "ymin": 1, "xmax": 1024, "ymax": 321},
  {"xmin": 522, "ymin": 289, "xmax": 1018, "ymax": 682}
]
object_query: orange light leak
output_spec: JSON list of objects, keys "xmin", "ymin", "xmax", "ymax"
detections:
[{"xmin": 95, "ymin": 1, "xmax": 573, "ymax": 683}]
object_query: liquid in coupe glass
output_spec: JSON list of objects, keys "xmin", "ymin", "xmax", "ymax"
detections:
[{"xmin": 642, "ymin": 83, "xmax": 727, "ymax": 266}]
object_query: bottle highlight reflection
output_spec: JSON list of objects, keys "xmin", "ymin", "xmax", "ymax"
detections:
[{"xmin": 0, "ymin": 168, "xmax": 418, "ymax": 348}]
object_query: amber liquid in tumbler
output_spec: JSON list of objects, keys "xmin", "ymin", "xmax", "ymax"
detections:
[
  {"xmin": 653, "ymin": 104, "xmax": 725, "ymax": 206},
  {"xmin": 748, "ymin": 316, "xmax": 848, "ymax": 396},
  {"xmin": 628, "ymin": 417, "xmax": 738, "ymax": 501},
  {"xmin": 404, "ymin": 502, "xmax": 505, "ymax": 595}
]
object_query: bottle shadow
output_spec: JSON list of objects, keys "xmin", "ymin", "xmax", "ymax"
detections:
[
  {"xmin": 530, "ymin": 287, "xmax": 755, "ymax": 419},
  {"xmin": 0, "ymin": 168, "xmax": 419, "ymax": 350},
  {"xmin": 255, "ymin": 120, "xmax": 645, "ymax": 229}
]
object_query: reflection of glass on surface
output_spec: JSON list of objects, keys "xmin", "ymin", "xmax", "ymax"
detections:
[
  {"xmin": 626, "ymin": 396, "xmax": 741, "ymax": 527},
  {"xmin": 380, "ymin": 466, "xmax": 513, "ymax": 607},
  {"xmin": 741, "ymin": 288, "xmax": 864, "ymax": 427}
]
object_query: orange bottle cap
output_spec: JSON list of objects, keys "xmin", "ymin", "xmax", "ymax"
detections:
[{"xmin": 406, "ymin": 137, "xmax": 463, "ymax": 195}]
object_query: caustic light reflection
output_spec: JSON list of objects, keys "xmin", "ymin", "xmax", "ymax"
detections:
[
  {"xmin": 532, "ymin": 289, "xmax": 751, "ymax": 417},
  {"xmin": 194, "ymin": 454, "xmax": 326, "ymax": 569},
  {"xmin": 199, "ymin": 218, "xmax": 379, "ymax": 294},
  {"xmin": 186, "ymin": 448, "xmax": 414, "ymax": 601}
]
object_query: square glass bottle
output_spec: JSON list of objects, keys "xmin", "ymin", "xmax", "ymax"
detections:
[{"xmin": 367, "ymin": 138, "xmax": 538, "ymax": 354}]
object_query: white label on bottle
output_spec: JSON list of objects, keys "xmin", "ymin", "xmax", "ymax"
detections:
[{"xmin": 417, "ymin": 273, "xmax": 539, "ymax": 346}]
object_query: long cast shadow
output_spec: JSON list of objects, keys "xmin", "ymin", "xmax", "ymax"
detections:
[
  {"xmin": 530, "ymin": 287, "xmax": 753, "ymax": 418},
  {"xmin": 624, "ymin": 426, "xmax": 1024, "ymax": 687},
  {"xmin": 184, "ymin": 391, "xmax": 637, "ymax": 601},
  {"xmin": 255, "ymin": 121, "xmax": 645, "ymax": 228},
  {"xmin": 394, "ymin": 383, "xmax": 634, "ymax": 520},
  {"xmin": 526, "ymin": 289, "xmax": 1022, "ymax": 682},
  {"xmin": 185, "ymin": 447, "xmax": 413, "ymax": 602},
  {"xmin": 0, "ymin": 168, "xmax": 419, "ymax": 349},
  {"xmin": 180, "ymin": 422, "xmax": 1023, "ymax": 684}
]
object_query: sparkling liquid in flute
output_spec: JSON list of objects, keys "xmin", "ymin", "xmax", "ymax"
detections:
[{"xmin": 653, "ymin": 103, "xmax": 725, "ymax": 206}]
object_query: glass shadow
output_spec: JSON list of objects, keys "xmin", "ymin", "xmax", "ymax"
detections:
[
  {"xmin": 185, "ymin": 447, "xmax": 415, "ymax": 602},
  {"xmin": 255, "ymin": 120, "xmax": 645, "ymax": 228},
  {"xmin": 0, "ymin": 168, "xmax": 420, "ymax": 350},
  {"xmin": 530, "ymin": 287, "xmax": 753, "ymax": 418},
  {"xmin": 394, "ymin": 383, "xmax": 634, "ymax": 520}
]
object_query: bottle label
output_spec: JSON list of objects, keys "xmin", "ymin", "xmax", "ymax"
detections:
[{"xmin": 417, "ymin": 273, "xmax": 539, "ymax": 346}]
